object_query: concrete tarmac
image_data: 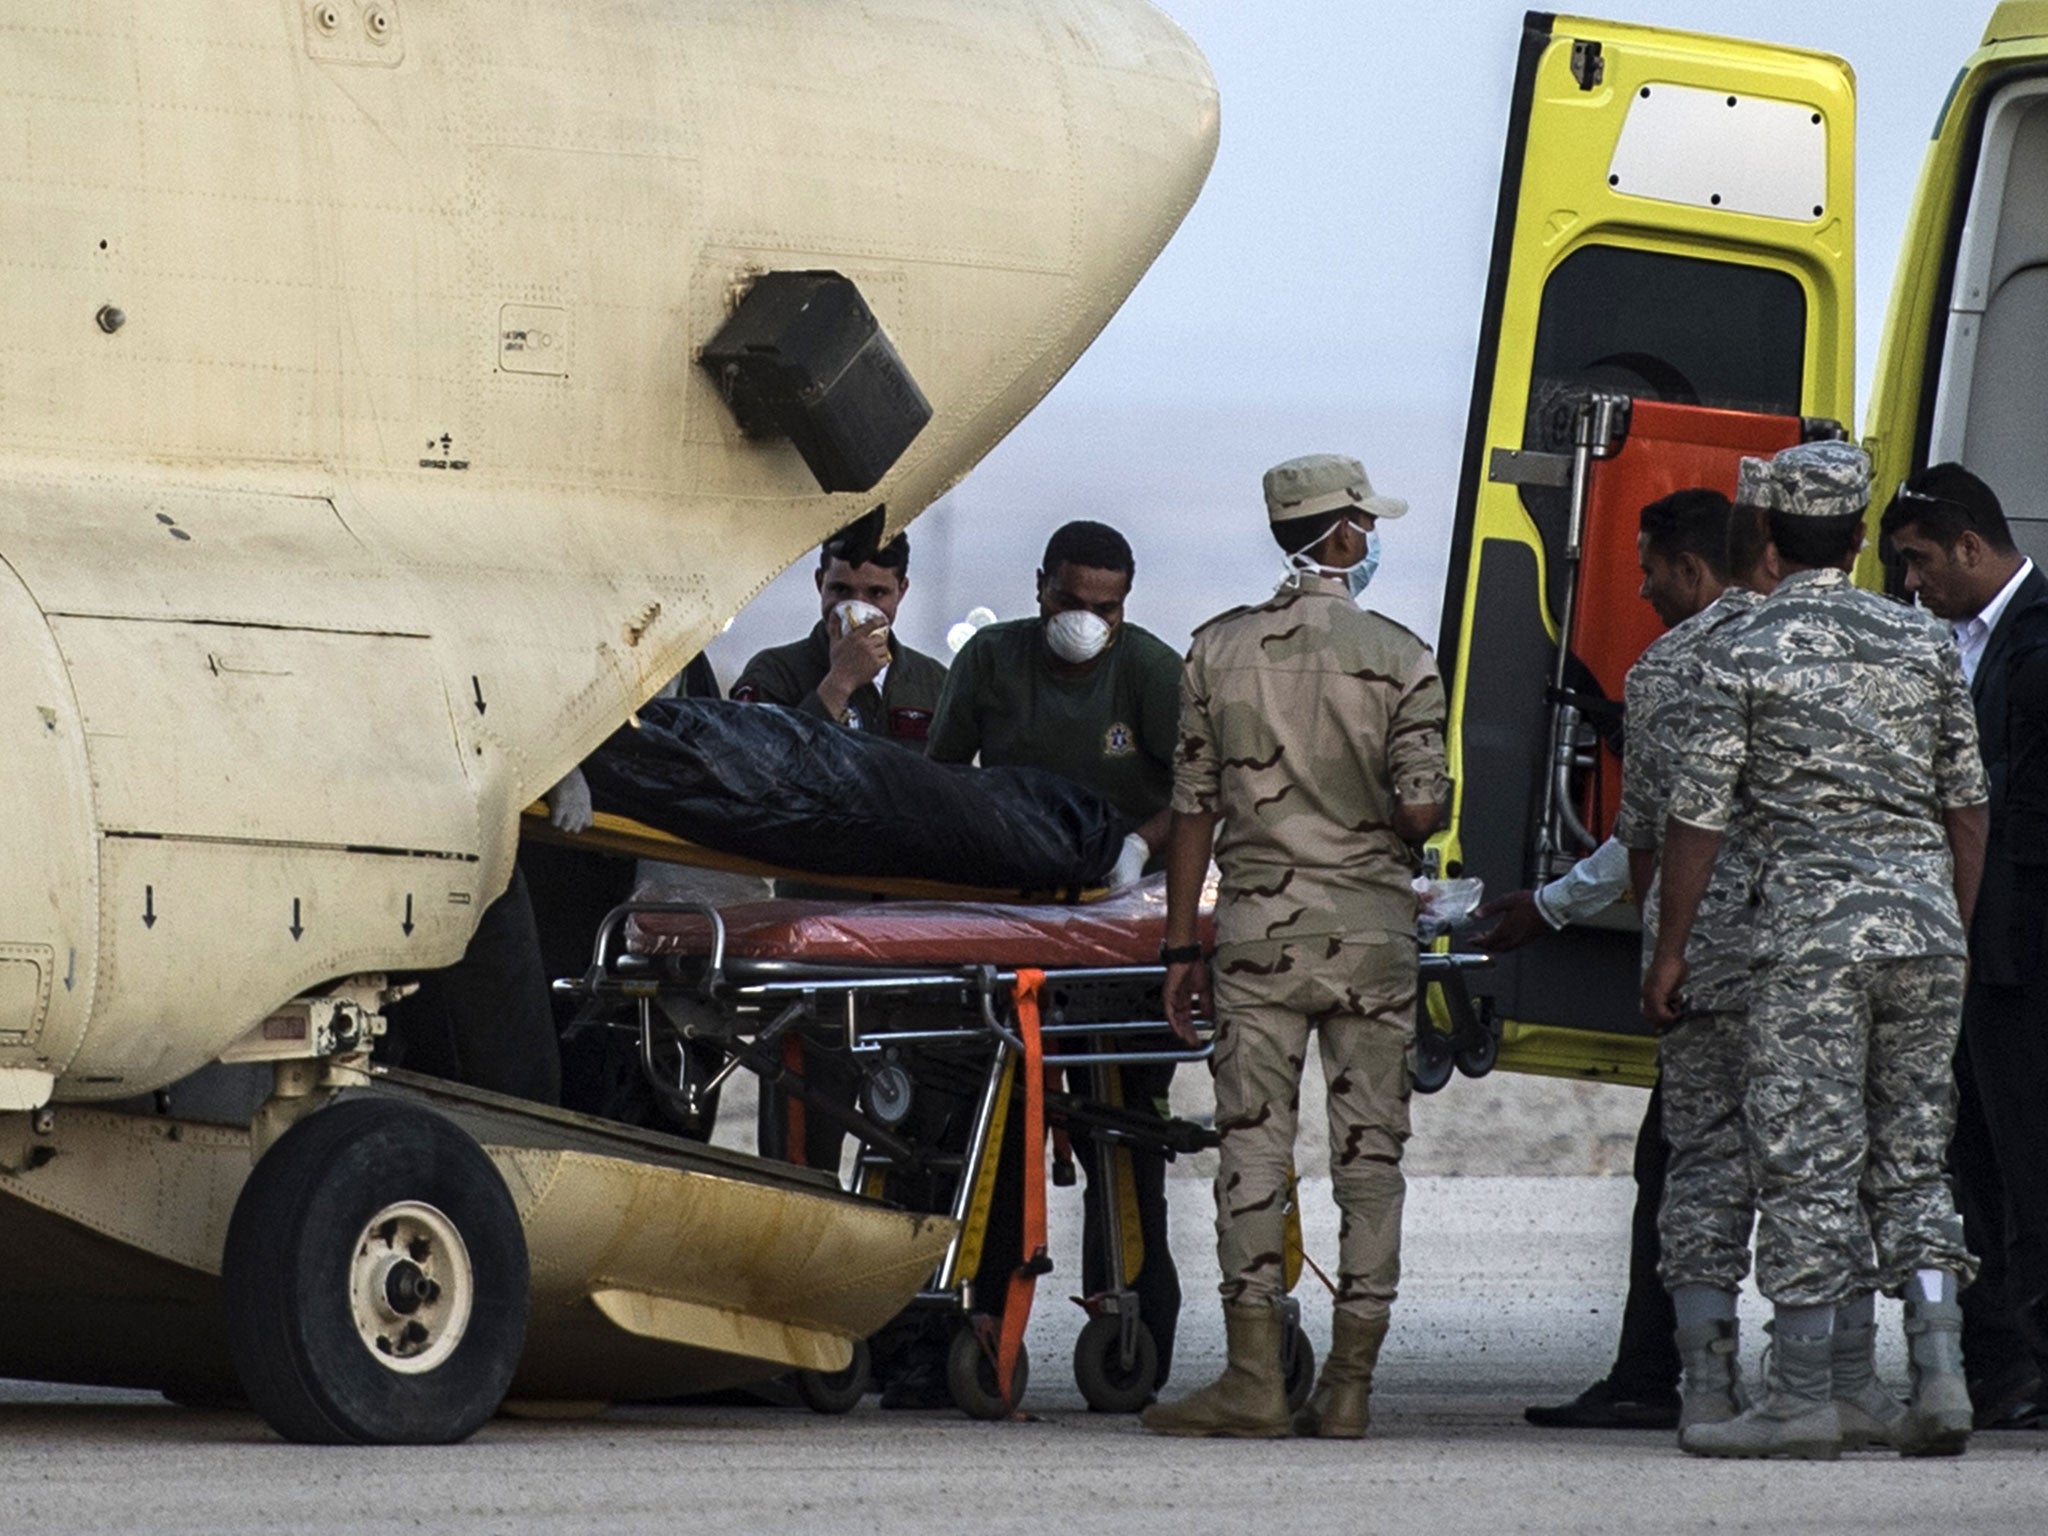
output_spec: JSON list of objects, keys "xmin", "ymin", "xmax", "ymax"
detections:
[{"xmin": 1, "ymin": 1176, "xmax": 2037, "ymax": 1535}]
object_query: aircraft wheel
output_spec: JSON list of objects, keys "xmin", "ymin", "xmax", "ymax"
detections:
[
  {"xmin": 1281, "ymin": 1320, "xmax": 1316, "ymax": 1413},
  {"xmin": 946, "ymin": 1326, "xmax": 1028, "ymax": 1420},
  {"xmin": 1073, "ymin": 1312, "xmax": 1158, "ymax": 1413},
  {"xmin": 222, "ymin": 1096, "xmax": 530, "ymax": 1444},
  {"xmin": 1411, "ymin": 1031, "xmax": 1455, "ymax": 1094},
  {"xmin": 793, "ymin": 1338, "xmax": 871, "ymax": 1415}
]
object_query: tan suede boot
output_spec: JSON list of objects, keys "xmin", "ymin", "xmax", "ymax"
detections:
[
  {"xmin": 1292, "ymin": 1311, "xmax": 1388, "ymax": 1439},
  {"xmin": 1142, "ymin": 1303, "xmax": 1292, "ymax": 1438}
]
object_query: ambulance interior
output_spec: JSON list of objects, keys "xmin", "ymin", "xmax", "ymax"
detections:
[{"xmin": 1927, "ymin": 77, "xmax": 2048, "ymax": 567}]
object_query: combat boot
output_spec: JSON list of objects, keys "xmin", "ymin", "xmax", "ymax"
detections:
[
  {"xmin": 1832, "ymin": 1321, "xmax": 1907, "ymax": 1450},
  {"xmin": 1675, "ymin": 1319, "xmax": 1747, "ymax": 1432},
  {"xmin": 1900, "ymin": 1297, "xmax": 1972, "ymax": 1457},
  {"xmin": 1142, "ymin": 1302, "xmax": 1291, "ymax": 1438},
  {"xmin": 1292, "ymin": 1311, "xmax": 1388, "ymax": 1439},
  {"xmin": 1681, "ymin": 1329, "xmax": 1840, "ymax": 1460}
]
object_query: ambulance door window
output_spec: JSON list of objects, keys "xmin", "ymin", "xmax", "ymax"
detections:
[{"xmin": 1527, "ymin": 244, "xmax": 1808, "ymax": 423}]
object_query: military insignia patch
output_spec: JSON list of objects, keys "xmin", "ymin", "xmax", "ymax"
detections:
[{"xmin": 1104, "ymin": 721, "xmax": 1135, "ymax": 757}]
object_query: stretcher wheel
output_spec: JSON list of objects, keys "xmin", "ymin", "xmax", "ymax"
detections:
[
  {"xmin": 1411, "ymin": 1030, "xmax": 1455, "ymax": 1094},
  {"xmin": 1073, "ymin": 1313, "xmax": 1159, "ymax": 1413},
  {"xmin": 946, "ymin": 1328, "xmax": 1028, "ymax": 1420},
  {"xmin": 1454, "ymin": 1029, "xmax": 1499, "ymax": 1079},
  {"xmin": 221, "ymin": 1097, "xmax": 530, "ymax": 1445},
  {"xmin": 1281, "ymin": 1322, "xmax": 1316, "ymax": 1413},
  {"xmin": 793, "ymin": 1338, "xmax": 872, "ymax": 1415}
]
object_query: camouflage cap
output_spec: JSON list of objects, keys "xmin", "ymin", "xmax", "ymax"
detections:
[
  {"xmin": 1263, "ymin": 453, "xmax": 1408, "ymax": 525},
  {"xmin": 1736, "ymin": 440, "xmax": 1871, "ymax": 520}
]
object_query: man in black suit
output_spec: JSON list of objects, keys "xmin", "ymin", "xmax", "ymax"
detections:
[{"xmin": 1883, "ymin": 465, "xmax": 2048, "ymax": 1428}]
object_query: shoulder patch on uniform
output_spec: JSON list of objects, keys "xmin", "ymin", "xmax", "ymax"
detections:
[{"xmin": 1103, "ymin": 720, "xmax": 1136, "ymax": 757}]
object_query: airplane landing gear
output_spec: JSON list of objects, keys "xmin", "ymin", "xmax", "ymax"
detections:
[{"xmin": 222, "ymin": 1096, "xmax": 529, "ymax": 1444}]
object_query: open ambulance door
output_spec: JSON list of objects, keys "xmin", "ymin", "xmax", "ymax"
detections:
[
  {"xmin": 1866, "ymin": 3, "xmax": 2048, "ymax": 575},
  {"xmin": 1431, "ymin": 13, "xmax": 1855, "ymax": 1087}
]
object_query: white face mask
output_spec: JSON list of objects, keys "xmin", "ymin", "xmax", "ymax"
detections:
[
  {"xmin": 832, "ymin": 599, "xmax": 887, "ymax": 637},
  {"xmin": 1285, "ymin": 520, "xmax": 1379, "ymax": 602},
  {"xmin": 1044, "ymin": 609, "xmax": 1112, "ymax": 664}
]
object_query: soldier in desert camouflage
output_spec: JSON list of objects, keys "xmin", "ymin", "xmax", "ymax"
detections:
[
  {"xmin": 1143, "ymin": 453, "xmax": 1447, "ymax": 1440},
  {"xmin": 1646, "ymin": 441, "xmax": 1990, "ymax": 1460}
]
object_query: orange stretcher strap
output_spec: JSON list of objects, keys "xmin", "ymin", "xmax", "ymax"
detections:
[
  {"xmin": 996, "ymin": 968, "xmax": 1049, "ymax": 1414},
  {"xmin": 782, "ymin": 1034, "xmax": 808, "ymax": 1167}
]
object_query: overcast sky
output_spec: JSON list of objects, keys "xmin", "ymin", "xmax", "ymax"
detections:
[{"xmin": 705, "ymin": 0, "xmax": 1994, "ymax": 684}]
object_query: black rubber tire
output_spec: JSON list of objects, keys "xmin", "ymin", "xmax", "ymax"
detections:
[
  {"xmin": 1073, "ymin": 1313, "xmax": 1159, "ymax": 1414},
  {"xmin": 1411, "ymin": 1034, "xmax": 1455, "ymax": 1094},
  {"xmin": 1454, "ymin": 1027, "xmax": 1500, "ymax": 1080},
  {"xmin": 222, "ymin": 1096, "xmax": 530, "ymax": 1445},
  {"xmin": 793, "ymin": 1338, "xmax": 872, "ymax": 1415},
  {"xmin": 946, "ymin": 1327, "xmax": 1029, "ymax": 1420},
  {"xmin": 1282, "ymin": 1322, "xmax": 1316, "ymax": 1413}
]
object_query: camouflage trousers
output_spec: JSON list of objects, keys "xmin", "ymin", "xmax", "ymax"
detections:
[
  {"xmin": 1656, "ymin": 1008, "xmax": 1754, "ymax": 1292},
  {"xmin": 1209, "ymin": 932, "xmax": 1414, "ymax": 1325},
  {"xmin": 1746, "ymin": 955, "xmax": 1974, "ymax": 1307}
]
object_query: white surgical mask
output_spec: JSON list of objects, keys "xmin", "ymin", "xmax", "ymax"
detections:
[
  {"xmin": 833, "ymin": 599, "xmax": 887, "ymax": 637},
  {"xmin": 1045, "ymin": 609, "xmax": 1112, "ymax": 664},
  {"xmin": 1285, "ymin": 520, "xmax": 1380, "ymax": 604}
]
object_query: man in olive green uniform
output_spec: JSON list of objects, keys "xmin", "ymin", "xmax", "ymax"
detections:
[
  {"xmin": 930, "ymin": 518, "xmax": 1181, "ymax": 874},
  {"xmin": 928, "ymin": 518, "xmax": 1185, "ymax": 1387},
  {"xmin": 1145, "ymin": 454, "xmax": 1448, "ymax": 1439},
  {"xmin": 732, "ymin": 527, "xmax": 947, "ymax": 1171},
  {"xmin": 732, "ymin": 528, "xmax": 948, "ymax": 747}
]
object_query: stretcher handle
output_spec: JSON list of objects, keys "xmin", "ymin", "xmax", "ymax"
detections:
[{"xmin": 586, "ymin": 900, "xmax": 727, "ymax": 994}]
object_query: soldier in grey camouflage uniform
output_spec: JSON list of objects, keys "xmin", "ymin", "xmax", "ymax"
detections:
[
  {"xmin": 1612, "ymin": 490, "xmax": 1768, "ymax": 1432},
  {"xmin": 1143, "ymin": 454, "xmax": 1448, "ymax": 1440},
  {"xmin": 1646, "ymin": 441, "xmax": 1990, "ymax": 1460}
]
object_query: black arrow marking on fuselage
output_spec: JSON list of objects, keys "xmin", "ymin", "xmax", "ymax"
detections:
[
  {"xmin": 143, "ymin": 886, "xmax": 156, "ymax": 928},
  {"xmin": 402, "ymin": 894, "xmax": 415, "ymax": 937},
  {"xmin": 290, "ymin": 898, "xmax": 304, "ymax": 941},
  {"xmin": 472, "ymin": 676, "xmax": 487, "ymax": 715}
]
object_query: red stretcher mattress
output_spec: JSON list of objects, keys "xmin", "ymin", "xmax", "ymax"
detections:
[{"xmin": 631, "ymin": 874, "xmax": 1218, "ymax": 968}]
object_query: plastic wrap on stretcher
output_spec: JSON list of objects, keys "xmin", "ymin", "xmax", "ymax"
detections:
[
  {"xmin": 632, "ymin": 873, "xmax": 1220, "ymax": 968},
  {"xmin": 580, "ymin": 697, "xmax": 1136, "ymax": 895}
]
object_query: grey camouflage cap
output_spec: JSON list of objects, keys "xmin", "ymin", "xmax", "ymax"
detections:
[
  {"xmin": 1736, "ymin": 440, "xmax": 1871, "ymax": 520},
  {"xmin": 1263, "ymin": 453, "xmax": 1408, "ymax": 525}
]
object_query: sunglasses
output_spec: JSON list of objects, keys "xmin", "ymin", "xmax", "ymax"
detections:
[{"xmin": 1891, "ymin": 482, "xmax": 1970, "ymax": 515}]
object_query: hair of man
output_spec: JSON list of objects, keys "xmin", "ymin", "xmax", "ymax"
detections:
[
  {"xmin": 1269, "ymin": 509, "xmax": 1347, "ymax": 558},
  {"xmin": 820, "ymin": 529, "xmax": 911, "ymax": 576},
  {"xmin": 1726, "ymin": 498, "xmax": 1772, "ymax": 583},
  {"xmin": 1042, "ymin": 519, "xmax": 1135, "ymax": 582},
  {"xmin": 1768, "ymin": 509, "xmax": 1863, "ymax": 568},
  {"xmin": 1638, "ymin": 487, "xmax": 1734, "ymax": 581},
  {"xmin": 1877, "ymin": 462, "xmax": 2018, "ymax": 556}
]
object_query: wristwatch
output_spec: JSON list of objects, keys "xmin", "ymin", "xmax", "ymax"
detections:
[{"xmin": 1159, "ymin": 942, "xmax": 1204, "ymax": 965}]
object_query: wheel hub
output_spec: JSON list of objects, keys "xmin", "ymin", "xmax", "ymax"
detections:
[{"xmin": 348, "ymin": 1201, "xmax": 474, "ymax": 1375}]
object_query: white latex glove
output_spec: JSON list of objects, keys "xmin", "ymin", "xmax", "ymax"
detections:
[
  {"xmin": 1107, "ymin": 831, "xmax": 1150, "ymax": 890},
  {"xmin": 548, "ymin": 767, "xmax": 593, "ymax": 833}
]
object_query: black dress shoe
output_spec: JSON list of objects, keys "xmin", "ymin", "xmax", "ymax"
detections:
[
  {"xmin": 1524, "ymin": 1378, "xmax": 1681, "ymax": 1429},
  {"xmin": 1971, "ymin": 1358, "xmax": 2047, "ymax": 1431},
  {"xmin": 878, "ymin": 1359, "xmax": 954, "ymax": 1411}
]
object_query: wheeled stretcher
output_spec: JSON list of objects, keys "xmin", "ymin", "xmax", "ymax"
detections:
[{"xmin": 552, "ymin": 861, "xmax": 1497, "ymax": 1419}]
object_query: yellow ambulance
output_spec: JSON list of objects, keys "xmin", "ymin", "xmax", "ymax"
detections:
[{"xmin": 1430, "ymin": 4, "xmax": 2048, "ymax": 1088}]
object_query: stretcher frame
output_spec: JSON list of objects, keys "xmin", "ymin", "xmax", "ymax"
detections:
[{"xmin": 557, "ymin": 896, "xmax": 1498, "ymax": 1417}]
